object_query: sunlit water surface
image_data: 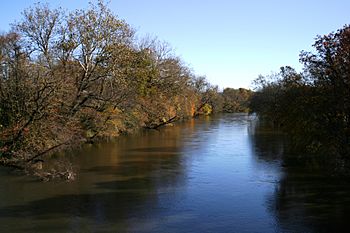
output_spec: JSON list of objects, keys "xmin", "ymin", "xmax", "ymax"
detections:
[{"xmin": 1, "ymin": 114, "xmax": 350, "ymax": 233}]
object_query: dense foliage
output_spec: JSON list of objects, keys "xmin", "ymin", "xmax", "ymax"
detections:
[
  {"xmin": 0, "ymin": 1, "xmax": 228, "ymax": 178},
  {"xmin": 222, "ymin": 88, "xmax": 252, "ymax": 113},
  {"xmin": 250, "ymin": 25, "xmax": 350, "ymax": 170}
]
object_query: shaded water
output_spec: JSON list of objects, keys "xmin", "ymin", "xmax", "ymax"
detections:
[{"xmin": 0, "ymin": 114, "xmax": 350, "ymax": 232}]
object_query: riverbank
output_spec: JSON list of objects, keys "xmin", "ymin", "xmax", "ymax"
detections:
[{"xmin": 0, "ymin": 1, "xmax": 223, "ymax": 180}]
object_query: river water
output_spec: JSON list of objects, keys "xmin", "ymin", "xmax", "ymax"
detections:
[{"xmin": 0, "ymin": 114, "xmax": 350, "ymax": 233}]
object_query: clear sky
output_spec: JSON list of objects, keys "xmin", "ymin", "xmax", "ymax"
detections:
[{"xmin": 1, "ymin": 0, "xmax": 350, "ymax": 89}]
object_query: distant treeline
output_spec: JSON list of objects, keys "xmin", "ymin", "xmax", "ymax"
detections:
[
  {"xmin": 0, "ymin": 1, "xmax": 251, "ymax": 179},
  {"xmin": 250, "ymin": 25, "xmax": 350, "ymax": 172}
]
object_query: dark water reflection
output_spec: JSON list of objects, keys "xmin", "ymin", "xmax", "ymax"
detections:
[
  {"xmin": 250, "ymin": 119, "xmax": 350, "ymax": 233},
  {"xmin": 0, "ymin": 114, "xmax": 349, "ymax": 232}
]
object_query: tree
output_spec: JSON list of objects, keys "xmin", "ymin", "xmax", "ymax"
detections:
[
  {"xmin": 0, "ymin": 1, "xmax": 221, "ymax": 180},
  {"xmin": 250, "ymin": 25, "xmax": 350, "ymax": 170},
  {"xmin": 222, "ymin": 87, "xmax": 252, "ymax": 113}
]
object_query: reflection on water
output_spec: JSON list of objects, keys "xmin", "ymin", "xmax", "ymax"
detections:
[
  {"xmin": 271, "ymin": 169, "xmax": 350, "ymax": 233},
  {"xmin": 250, "ymin": 119, "xmax": 350, "ymax": 233},
  {"xmin": 0, "ymin": 114, "xmax": 349, "ymax": 232}
]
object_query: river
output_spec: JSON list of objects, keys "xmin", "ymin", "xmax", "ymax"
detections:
[{"xmin": 0, "ymin": 114, "xmax": 350, "ymax": 233}]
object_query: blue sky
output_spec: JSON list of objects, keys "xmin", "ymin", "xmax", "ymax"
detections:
[{"xmin": 1, "ymin": 0, "xmax": 350, "ymax": 89}]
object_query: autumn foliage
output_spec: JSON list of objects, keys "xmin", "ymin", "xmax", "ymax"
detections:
[{"xmin": 0, "ymin": 1, "xmax": 221, "ymax": 178}]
